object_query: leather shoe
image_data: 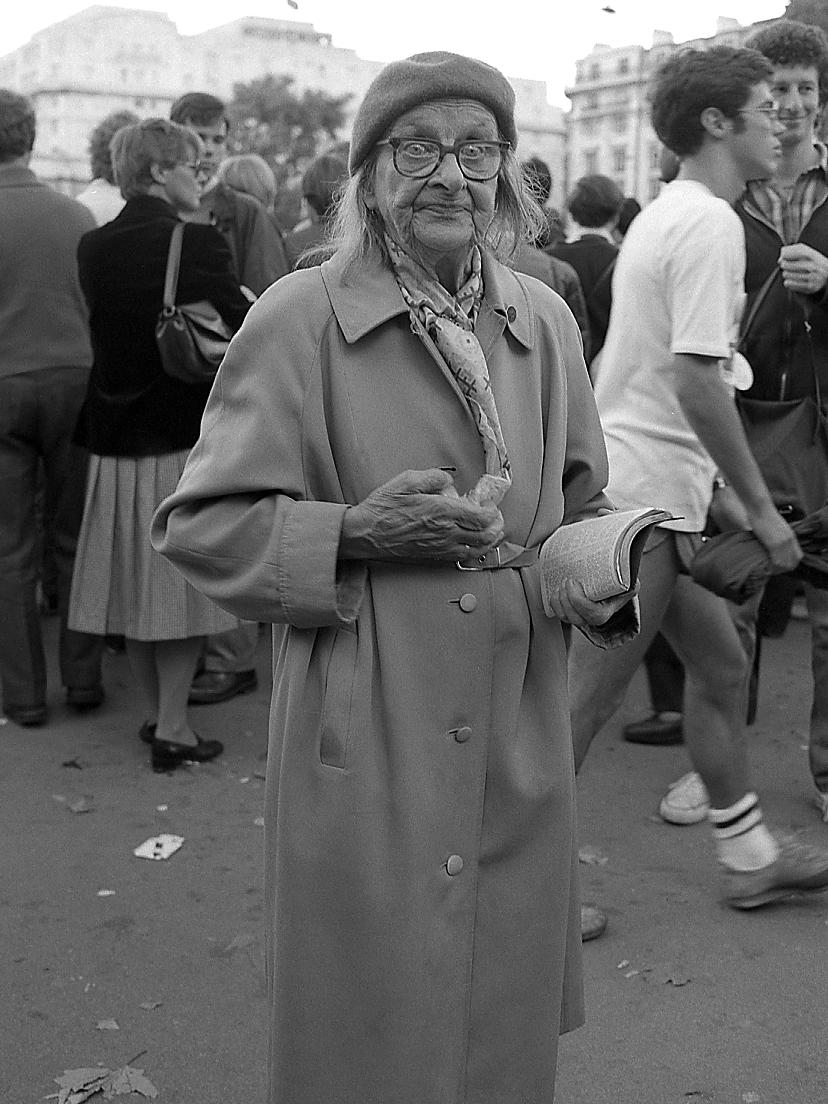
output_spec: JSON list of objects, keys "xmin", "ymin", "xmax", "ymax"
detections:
[
  {"xmin": 622, "ymin": 711, "xmax": 683, "ymax": 745},
  {"xmin": 581, "ymin": 904, "xmax": 608, "ymax": 942},
  {"xmin": 151, "ymin": 733, "xmax": 224, "ymax": 772},
  {"xmin": 66, "ymin": 684, "xmax": 105, "ymax": 711},
  {"xmin": 4, "ymin": 703, "xmax": 47, "ymax": 727},
  {"xmin": 188, "ymin": 669, "xmax": 258, "ymax": 705}
]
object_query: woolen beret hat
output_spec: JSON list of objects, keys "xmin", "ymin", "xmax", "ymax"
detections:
[{"xmin": 348, "ymin": 51, "xmax": 517, "ymax": 174}]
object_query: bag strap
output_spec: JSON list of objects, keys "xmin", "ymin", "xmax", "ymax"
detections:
[
  {"xmin": 737, "ymin": 266, "xmax": 781, "ymax": 351},
  {"xmin": 161, "ymin": 221, "xmax": 185, "ymax": 313}
]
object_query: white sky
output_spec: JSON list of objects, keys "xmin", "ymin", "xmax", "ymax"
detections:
[{"xmin": 11, "ymin": 0, "xmax": 789, "ymax": 105}]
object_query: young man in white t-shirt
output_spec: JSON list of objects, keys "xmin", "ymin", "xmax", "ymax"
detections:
[{"xmin": 565, "ymin": 46, "xmax": 828, "ymax": 911}]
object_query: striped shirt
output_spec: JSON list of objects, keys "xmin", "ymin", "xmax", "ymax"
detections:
[{"xmin": 742, "ymin": 142, "xmax": 828, "ymax": 243}]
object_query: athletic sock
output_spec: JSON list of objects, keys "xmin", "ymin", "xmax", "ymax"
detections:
[{"xmin": 708, "ymin": 792, "xmax": 780, "ymax": 871}]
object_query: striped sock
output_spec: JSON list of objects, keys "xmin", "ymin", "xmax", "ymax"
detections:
[{"xmin": 708, "ymin": 792, "xmax": 780, "ymax": 871}]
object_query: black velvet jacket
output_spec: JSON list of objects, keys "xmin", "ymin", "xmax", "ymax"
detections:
[
  {"xmin": 737, "ymin": 194, "xmax": 828, "ymax": 405},
  {"xmin": 74, "ymin": 195, "xmax": 251, "ymax": 456}
]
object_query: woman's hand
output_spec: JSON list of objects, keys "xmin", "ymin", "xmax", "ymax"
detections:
[
  {"xmin": 339, "ymin": 469, "xmax": 505, "ymax": 562},
  {"xmin": 544, "ymin": 577, "xmax": 638, "ymax": 629}
]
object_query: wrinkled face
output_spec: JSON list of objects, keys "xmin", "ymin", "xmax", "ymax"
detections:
[
  {"xmin": 367, "ymin": 100, "xmax": 499, "ymax": 269},
  {"xmin": 770, "ymin": 64, "xmax": 821, "ymax": 149},
  {"xmin": 729, "ymin": 80, "xmax": 784, "ymax": 182},
  {"xmin": 184, "ymin": 116, "xmax": 228, "ymax": 176}
]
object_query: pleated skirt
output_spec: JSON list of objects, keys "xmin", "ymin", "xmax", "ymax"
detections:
[{"xmin": 68, "ymin": 450, "xmax": 237, "ymax": 641}]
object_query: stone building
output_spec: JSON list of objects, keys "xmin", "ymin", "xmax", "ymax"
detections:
[
  {"xmin": 565, "ymin": 15, "xmax": 777, "ymax": 206},
  {"xmin": 0, "ymin": 6, "xmax": 567, "ymax": 206}
]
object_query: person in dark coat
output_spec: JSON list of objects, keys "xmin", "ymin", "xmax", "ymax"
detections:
[
  {"xmin": 68, "ymin": 118, "xmax": 251, "ymax": 772},
  {"xmin": 284, "ymin": 150, "xmax": 349, "ymax": 268},
  {"xmin": 153, "ymin": 51, "xmax": 635, "ymax": 1104},
  {"xmin": 551, "ymin": 173, "xmax": 624, "ymax": 369}
]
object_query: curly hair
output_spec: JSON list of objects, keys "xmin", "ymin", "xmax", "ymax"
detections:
[
  {"xmin": 0, "ymin": 89, "xmax": 35, "ymax": 162},
  {"xmin": 746, "ymin": 19, "xmax": 828, "ymax": 104},
  {"xmin": 323, "ymin": 144, "xmax": 545, "ymax": 275},
  {"xmin": 88, "ymin": 110, "xmax": 139, "ymax": 182},
  {"xmin": 649, "ymin": 46, "xmax": 773, "ymax": 158}
]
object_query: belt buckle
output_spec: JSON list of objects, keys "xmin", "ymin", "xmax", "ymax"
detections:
[{"xmin": 456, "ymin": 546, "xmax": 501, "ymax": 571}]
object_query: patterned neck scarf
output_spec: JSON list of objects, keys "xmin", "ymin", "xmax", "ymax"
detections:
[{"xmin": 384, "ymin": 234, "xmax": 511, "ymax": 507}]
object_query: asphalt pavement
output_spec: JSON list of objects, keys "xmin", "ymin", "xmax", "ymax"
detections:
[{"xmin": 2, "ymin": 612, "xmax": 827, "ymax": 1104}]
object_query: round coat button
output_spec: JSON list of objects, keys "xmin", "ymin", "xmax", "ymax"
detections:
[
  {"xmin": 458, "ymin": 593, "xmax": 478, "ymax": 612},
  {"xmin": 506, "ymin": 305, "xmax": 517, "ymax": 322},
  {"xmin": 452, "ymin": 726, "xmax": 472, "ymax": 743},
  {"xmin": 446, "ymin": 854, "xmax": 464, "ymax": 876}
]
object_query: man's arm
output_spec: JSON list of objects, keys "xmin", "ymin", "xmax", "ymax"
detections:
[{"xmin": 674, "ymin": 353, "xmax": 802, "ymax": 570}]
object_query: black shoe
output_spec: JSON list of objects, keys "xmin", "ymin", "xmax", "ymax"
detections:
[
  {"xmin": 622, "ymin": 711, "xmax": 683, "ymax": 745},
  {"xmin": 139, "ymin": 721, "xmax": 157, "ymax": 744},
  {"xmin": 66, "ymin": 684, "xmax": 105, "ymax": 712},
  {"xmin": 151, "ymin": 734, "xmax": 224, "ymax": 772},
  {"xmin": 4, "ymin": 703, "xmax": 48, "ymax": 727},
  {"xmin": 188, "ymin": 669, "xmax": 258, "ymax": 705}
]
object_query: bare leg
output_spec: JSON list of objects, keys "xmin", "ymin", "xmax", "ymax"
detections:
[
  {"xmin": 660, "ymin": 576, "xmax": 751, "ymax": 808},
  {"xmin": 155, "ymin": 637, "xmax": 204, "ymax": 746},
  {"xmin": 125, "ymin": 638, "xmax": 159, "ymax": 723},
  {"xmin": 569, "ymin": 531, "xmax": 680, "ymax": 772}
]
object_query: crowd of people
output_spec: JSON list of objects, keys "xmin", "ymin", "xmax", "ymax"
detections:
[{"xmin": 3, "ymin": 18, "xmax": 828, "ymax": 1104}]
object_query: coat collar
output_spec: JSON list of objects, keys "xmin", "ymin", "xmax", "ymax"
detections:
[
  {"xmin": 320, "ymin": 248, "xmax": 534, "ymax": 349},
  {"xmin": 0, "ymin": 164, "xmax": 40, "ymax": 189}
]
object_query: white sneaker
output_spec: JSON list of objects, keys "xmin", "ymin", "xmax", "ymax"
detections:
[
  {"xmin": 815, "ymin": 791, "xmax": 828, "ymax": 823},
  {"xmin": 659, "ymin": 771, "xmax": 710, "ymax": 825}
]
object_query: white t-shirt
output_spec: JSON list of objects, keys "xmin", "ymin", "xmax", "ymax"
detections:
[{"xmin": 593, "ymin": 180, "xmax": 746, "ymax": 531}]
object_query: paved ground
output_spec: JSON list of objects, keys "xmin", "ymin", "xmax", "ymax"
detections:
[{"xmin": 2, "ymin": 612, "xmax": 827, "ymax": 1104}]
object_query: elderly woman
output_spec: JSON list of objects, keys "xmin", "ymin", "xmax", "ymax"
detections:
[
  {"xmin": 69, "ymin": 119, "xmax": 251, "ymax": 771},
  {"xmin": 153, "ymin": 53, "xmax": 631, "ymax": 1104}
]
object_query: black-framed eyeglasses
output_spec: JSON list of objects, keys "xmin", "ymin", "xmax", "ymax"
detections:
[{"xmin": 377, "ymin": 137, "xmax": 510, "ymax": 181}]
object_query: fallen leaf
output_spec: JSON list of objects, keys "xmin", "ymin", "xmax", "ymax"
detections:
[
  {"xmin": 253, "ymin": 770, "xmax": 267, "ymax": 780},
  {"xmin": 96, "ymin": 1018, "xmax": 119, "ymax": 1030},
  {"xmin": 61, "ymin": 758, "xmax": 84, "ymax": 769},
  {"xmin": 155, "ymin": 804, "xmax": 168, "ymax": 812},
  {"xmin": 54, "ymin": 1064, "xmax": 158, "ymax": 1103},
  {"xmin": 665, "ymin": 973, "xmax": 692, "ymax": 987},
  {"xmin": 139, "ymin": 1000, "xmax": 163, "ymax": 1010},
  {"xmin": 68, "ymin": 797, "xmax": 93, "ymax": 814},
  {"xmin": 253, "ymin": 816, "xmax": 265, "ymax": 827},
  {"xmin": 239, "ymin": 776, "xmax": 250, "ymax": 783},
  {"xmin": 616, "ymin": 960, "xmax": 630, "ymax": 969},
  {"xmin": 96, "ymin": 890, "xmax": 116, "ymax": 897},
  {"xmin": 223, "ymin": 932, "xmax": 255, "ymax": 953},
  {"xmin": 578, "ymin": 844, "xmax": 608, "ymax": 865},
  {"xmin": 741, "ymin": 1094, "xmax": 761, "ymax": 1103},
  {"xmin": 624, "ymin": 969, "xmax": 640, "ymax": 979}
]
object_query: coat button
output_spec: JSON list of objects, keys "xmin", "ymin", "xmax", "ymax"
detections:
[
  {"xmin": 506, "ymin": 305, "xmax": 517, "ymax": 322},
  {"xmin": 458, "ymin": 593, "xmax": 477, "ymax": 612},
  {"xmin": 451, "ymin": 726, "xmax": 472, "ymax": 743},
  {"xmin": 446, "ymin": 854, "xmax": 464, "ymax": 876}
]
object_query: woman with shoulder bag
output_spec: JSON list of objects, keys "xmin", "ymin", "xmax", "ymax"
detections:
[{"xmin": 68, "ymin": 118, "xmax": 251, "ymax": 771}]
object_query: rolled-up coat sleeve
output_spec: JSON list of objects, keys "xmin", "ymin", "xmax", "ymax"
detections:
[{"xmin": 150, "ymin": 285, "xmax": 367, "ymax": 628}]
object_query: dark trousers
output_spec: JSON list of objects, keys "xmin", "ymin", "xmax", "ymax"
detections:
[
  {"xmin": 644, "ymin": 631, "xmax": 684, "ymax": 714},
  {"xmin": 0, "ymin": 368, "xmax": 103, "ymax": 709}
]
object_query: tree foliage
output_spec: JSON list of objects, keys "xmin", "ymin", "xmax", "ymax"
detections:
[{"xmin": 784, "ymin": 0, "xmax": 828, "ymax": 36}]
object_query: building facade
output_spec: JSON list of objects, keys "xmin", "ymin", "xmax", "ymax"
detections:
[
  {"xmin": 565, "ymin": 16, "xmax": 777, "ymax": 206},
  {"xmin": 0, "ymin": 6, "xmax": 567, "ymax": 206}
]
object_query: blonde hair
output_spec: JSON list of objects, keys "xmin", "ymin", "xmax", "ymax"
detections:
[{"xmin": 216, "ymin": 153, "xmax": 277, "ymax": 211}]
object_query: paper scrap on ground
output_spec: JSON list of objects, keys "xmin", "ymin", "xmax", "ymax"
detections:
[
  {"xmin": 133, "ymin": 833, "xmax": 184, "ymax": 861},
  {"xmin": 53, "ymin": 1064, "xmax": 158, "ymax": 1103}
]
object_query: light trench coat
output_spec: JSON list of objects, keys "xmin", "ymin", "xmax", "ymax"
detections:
[{"xmin": 152, "ymin": 248, "xmax": 612, "ymax": 1104}]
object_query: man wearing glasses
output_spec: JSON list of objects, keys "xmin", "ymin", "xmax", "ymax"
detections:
[{"xmin": 567, "ymin": 46, "xmax": 828, "ymax": 914}]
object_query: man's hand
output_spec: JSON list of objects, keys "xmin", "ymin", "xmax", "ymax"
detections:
[
  {"xmin": 748, "ymin": 504, "xmax": 803, "ymax": 573},
  {"xmin": 339, "ymin": 469, "xmax": 505, "ymax": 562},
  {"xmin": 778, "ymin": 243, "xmax": 828, "ymax": 295}
]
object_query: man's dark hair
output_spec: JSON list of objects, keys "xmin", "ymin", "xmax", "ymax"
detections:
[
  {"xmin": 566, "ymin": 174, "xmax": 624, "ymax": 228},
  {"xmin": 88, "ymin": 110, "xmax": 139, "ymax": 182},
  {"xmin": 521, "ymin": 156, "xmax": 552, "ymax": 204},
  {"xmin": 649, "ymin": 46, "xmax": 773, "ymax": 158},
  {"xmin": 169, "ymin": 91, "xmax": 228, "ymax": 130},
  {"xmin": 746, "ymin": 19, "xmax": 828, "ymax": 104},
  {"xmin": 302, "ymin": 151, "xmax": 348, "ymax": 219},
  {"xmin": 0, "ymin": 89, "xmax": 35, "ymax": 162}
]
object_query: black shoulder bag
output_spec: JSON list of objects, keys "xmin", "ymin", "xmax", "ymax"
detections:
[{"xmin": 154, "ymin": 221, "xmax": 234, "ymax": 384}]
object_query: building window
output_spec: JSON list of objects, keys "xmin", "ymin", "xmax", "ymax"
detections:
[
  {"xmin": 584, "ymin": 149, "xmax": 598, "ymax": 174},
  {"xmin": 589, "ymin": 63, "xmax": 600, "ymax": 80},
  {"xmin": 612, "ymin": 146, "xmax": 627, "ymax": 173},
  {"xmin": 618, "ymin": 57, "xmax": 630, "ymax": 74},
  {"xmin": 586, "ymin": 94, "xmax": 599, "ymax": 111},
  {"xmin": 613, "ymin": 113, "xmax": 626, "ymax": 133},
  {"xmin": 581, "ymin": 118, "xmax": 596, "ymax": 137}
]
